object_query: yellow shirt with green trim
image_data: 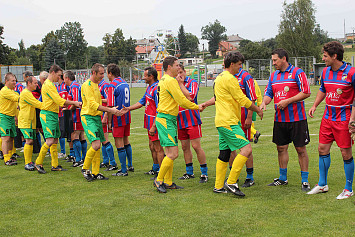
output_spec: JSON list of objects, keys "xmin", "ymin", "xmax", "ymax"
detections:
[
  {"xmin": 214, "ymin": 70, "xmax": 252, "ymax": 127},
  {"xmin": 0, "ymin": 86, "xmax": 20, "ymax": 116},
  {"xmin": 18, "ymin": 88, "xmax": 43, "ymax": 129},
  {"xmin": 81, "ymin": 79, "xmax": 102, "ymax": 117},
  {"xmin": 157, "ymin": 74, "xmax": 199, "ymax": 116},
  {"xmin": 41, "ymin": 79, "xmax": 66, "ymax": 113}
]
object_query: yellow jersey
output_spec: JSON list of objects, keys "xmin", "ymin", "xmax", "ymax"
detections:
[
  {"xmin": 81, "ymin": 79, "xmax": 102, "ymax": 117},
  {"xmin": 18, "ymin": 88, "xmax": 43, "ymax": 129},
  {"xmin": 0, "ymin": 86, "xmax": 20, "ymax": 116},
  {"xmin": 41, "ymin": 79, "xmax": 66, "ymax": 113},
  {"xmin": 254, "ymin": 80, "xmax": 262, "ymax": 106},
  {"xmin": 157, "ymin": 74, "xmax": 199, "ymax": 116},
  {"xmin": 214, "ymin": 70, "xmax": 252, "ymax": 127}
]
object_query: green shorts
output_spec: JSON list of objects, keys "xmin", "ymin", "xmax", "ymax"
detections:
[
  {"xmin": 20, "ymin": 128, "xmax": 36, "ymax": 140},
  {"xmin": 155, "ymin": 113, "xmax": 178, "ymax": 147},
  {"xmin": 252, "ymin": 102, "xmax": 257, "ymax": 121},
  {"xmin": 40, "ymin": 110, "xmax": 60, "ymax": 139},
  {"xmin": 217, "ymin": 124, "xmax": 249, "ymax": 151},
  {"xmin": 81, "ymin": 115, "xmax": 105, "ymax": 144},
  {"xmin": 0, "ymin": 113, "xmax": 16, "ymax": 137}
]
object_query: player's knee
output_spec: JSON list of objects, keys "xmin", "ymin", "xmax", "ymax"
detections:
[
  {"xmin": 276, "ymin": 145, "xmax": 288, "ymax": 153},
  {"xmin": 218, "ymin": 149, "xmax": 231, "ymax": 162}
]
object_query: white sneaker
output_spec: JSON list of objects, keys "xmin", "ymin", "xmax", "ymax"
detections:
[
  {"xmin": 307, "ymin": 184, "xmax": 329, "ymax": 194},
  {"xmin": 336, "ymin": 189, "xmax": 354, "ymax": 200},
  {"xmin": 58, "ymin": 153, "xmax": 66, "ymax": 159}
]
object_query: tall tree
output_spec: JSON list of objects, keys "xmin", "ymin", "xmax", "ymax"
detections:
[
  {"xmin": 201, "ymin": 20, "xmax": 227, "ymax": 58},
  {"xmin": 178, "ymin": 24, "xmax": 187, "ymax": 57},
  {"xmin": 239, "ymin": 41, "xmax": 270, "ymax": 60},
  {"xmin": 87, "ymin": 46, "xmax": 105, "ymax": 67},
  {"xmin": 0, "ymin": 26, "xmax": 12, "ymax": 64},
  {"xmin": 17, "ymin": 39, "xmax": 26, "ymax": 58},
  {"xmin": 27, "ymin": 44, "xmax": 42, "ymax": 71},
  {"xmin": 185, "ymin": 33, "xmax": 199, "ymax": 56},
  {"xmin": 43, "ymin": 38, "xmax": 64, "ymax": 70}
]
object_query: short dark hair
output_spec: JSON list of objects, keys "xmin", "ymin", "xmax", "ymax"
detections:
[
  {"xmin": 5, "ymin": 72, "xmax": 15, "ymax": 82},
  {"xmin": 323, "ymin": 41, "xmax": 344, "ymax": 61},
  {"xmin": 22, "ymin": 71, "xmax": 33, "ymax": 78},
  {"xmin": 91, "ymin": 63, "xmax": 104, "ymax": 74},
  {"xmin": 49, "ymin": 64, "xmax": 63, "ymax": 74},
  {"xmin": 144, "ymin": 67, "xmax": 158, "ymax": 81},
  {"xmin": 224, "ymin": 51, "xmax": 245, "ymax": 68},
  {"xmin": 163, "ymin": 56, "xmax": 178, "ymax": 71},
  {"xmin": 179, "ymin": 64, "xmax": 185, "ymax": 71},
  {"xmin": 64, "ymin": 70, "xmax": 76, "ymax": 81},
  {"xmin": 107, "ymin": 63, "xmax": 121, "ymax": 77},
  {"xmin": 26, "ymin": 76, "xmax": 36, "ymax": 85},
  {"xmin": 271, "ymin": 48, "xmax": 289, "ymax": 62}
]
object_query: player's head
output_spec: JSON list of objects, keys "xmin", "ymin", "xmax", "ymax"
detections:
[
  {"xmin": 91, "ymin": 63, "xmax": 105, "ymax": 82},
  {"xmin": 4, "ymin": 72, "xmax": 16, "ymax": 89},
  {"xmin": 26, "ymin": 76, "xmax": 38, "ymax": 91},
  {"xmin": 224, "ymin": 51, "xmax": 244, "ymax": 74},
  {"xmin": 22, "ymin": 71, "xmax": 33, "ymax": 82},
  {"xmin": 178, "ymin": 64, "xmax": 186, "ymax": 79},
  {"xmin": 64, "ymin": 70, "xmax": 75, "ymax": 86},
  {"xmin": 144, "ymin": 67, "xmax": 158, "ymax": 84},
  {"xmin": 271, "ymin": 48, "xmax": 289, "ymax": 71},
  {"xmin": 322, "ymin": 41, "xmax": 344, "ymax": 66},
  {"xmin": 107, "ymin": 63, "xmax": 121, "ymax": 81},
  {"xmin": 39, "ymin": 71, "xmax": 49, "ymax": 84},
  {"xmin": 49, "ymin": 64, "xmax": 63, "ymax": 82},
  {"xmin": 163, "ymin": 56, "xmax": 179, "ymax": 77}
]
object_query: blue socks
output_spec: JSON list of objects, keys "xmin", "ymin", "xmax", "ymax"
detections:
[
  {"xmin": 301, "ymin": 171, "xmax": 309, "ymax": 183},
  {"xmin": 117, "ymin": 147, "xmax": 127, "ymax": 173},
  {"xmin": 279, "ymin": 168, "xmax": 287, "ymax": 181},
  {"xmin": 246, "ymin": 167, "xmax": 254, "ymax": 180},
  {"xmin": 70, "ymin": 148, "xmax": 74, "ymax": 157},
  {"xmin": 105, "ymin": 142, "xmax": 116, "ymax": 166},
  {"xmin": 73, "ymin": 139, "xmax": 82, "ymax": 162},
  {"xmin": 125, "ymin": 144, "xmax": 133, "ymax": 168},
  {"xmin": 186, "ymin": 163, "xmax": 193, "ymax": 175},
  {"xmin": 81, "ymin": 140, "xmax": 87, "ymax": 161},
  {"xmin": 344, "ymin": 157, "xmax": 354, "ymax": 192},
  {"xmin": 152, "ymin": 163, "xmax": 160, "ymax": 172},
  {"xmin": 102, "ymin": 144, "xmax": 109, "ymax": 165},
  {"xmin": 200, "ymin": 164, "xmax": 208, "ymax": 176},
  {"xmin": 318, "ymin": 154, "xmax": 331, "ymax": 186},
  {"xmin": 59, "ymin": 138, "xmax": 66, "ymax": 154}
]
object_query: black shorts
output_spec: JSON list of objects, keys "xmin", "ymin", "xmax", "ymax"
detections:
[
  {"xmin": 36, "ymin": 109, "xmax": 42, "ymax": 129},
  {"xmin": 60, "ymin": 110, "xmax": 73, "ymax": 140},
  {"xmin": 272, "ymin": 120, "xmax": 310, "ymax": 147}
]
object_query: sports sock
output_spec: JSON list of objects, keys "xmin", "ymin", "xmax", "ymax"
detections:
[
  {"xmin": 12, "ymin": 141, "xmax": 16, "ymax": 155},
  {"xmin": 22, "ymin": 141, "xmax": 26, "ymax": 147},
  {"xmin": 301, "ymin": 171, "xmax": 309, "ymax": 183},
  {"xmin": 250, "ymin": 123, "xmax": 256, "ymax": 137},
  {"xmin": 246, "ymin": 167, "xmax": 254, "ymax": 180},
  {"xmin": 344, "ymin": 157, "xmax": 354, "ymax": 192},
  {"xmin": 186, "ymin": 162, "xmax": 193, "ymax": 175},
  {"xmin": 105, "ymin": 142, "xmax": 116, "ymax": 166},
  {"xmin": 24, "ymin": 144, "xmax": 33, "ymax": 165},
  {"xmin": 4, "ymin": 153, "xmax": 12, "ymax": 162},
  {"xmin": 92, "ymin": 148, "xmax": 101, "ymax": 175},
  {"xmin": 152, "ymin": 163, "xmax": 160, "ymax": 172},
  {"xmin": 101, "ymin": 143, "xmax": 109, "ymax": 165},
  {"xmin": 59, "ymin": 138, "xmax": 66, "ymax": 154},
  {"xmin": 200, "ymin": 163, "xmax": 208, "ymax": 176},
  {"xmin": 50, "ymin": 144, "xmax": 58, "ymax": 167},
  {"xmin": 36, "ymin": 143, "xmax": 50, "ymax": 165},
  {"xmin": 164, "ymin": 160, "xmax": 174, "ymax": 186},
  {"xmin": 229, "ymin": 166, "xmax": 232, "ymax": 170},
  {"xmin": 0, "ymin": 137, "xmax": 2, "ymax": 151},
  {"xmin": 125, "ymin": 144, "xmax": 133, "ymax": 167},
  {"xmin": 227, "ymin": 154, "xmax": 248, "ymax": 184},
  {"xmin": 73, "ymin": 139, "xmax": 82, "ymax": 162},
  {"xmin": 82, "ymin": 146, "xmax": 96, "ymax": 170},
  {"xmin": 81, "ymin": 140, "xmax": 87, "ymax": 161},
  {"xmin": 215, "ymin": 159, "xmax": 228, "ymax": 189},
  {"xmin": 157, "ymin": 156, "xmax": 173, "ymax": 183},
  {"xmin": 318, "ymin": 154, "xmax": 331, "ymax": 186},
  {"xmin": 117, "ymin": 147, "xmax": 127, "ymax": 173},
  {"xmin": 70, "ymin": 148, "xmax": 74, "ymax": 157},
  {"xmin": 279, "ymin": 168, "xmax": 287, "ymax": 181}
]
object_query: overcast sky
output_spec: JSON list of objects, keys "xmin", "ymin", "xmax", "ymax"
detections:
[{"xmin": 1, "ymin": 0, "xmax": 354, "ymax": 49}]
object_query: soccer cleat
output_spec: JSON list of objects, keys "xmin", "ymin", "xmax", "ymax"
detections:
[
  {"xmin": 72, "ymin": 161, "xmax": 81, "ymax": 167},
  {"xmin": 24, "ymin": 163, "xmax": 35, "ymax": 171},
  {"xmin": 51, "ymin": 165, "xmax": 67, "ymax": 171},
  {"xmin": 0, "ymin": 151, "xmax": 4, "ymax": 160},
  {"xmin": 112, "ymin": 171, "xmax": 128, "ymax": 176},
  {"xmin": 199, "ymin": 175, "xmax": 208, "ymax": 183},
  {"xmin": 153, "ymin": 177, "xmax": 167, "ymax": 193},
  {"xmin": 268, "ymin": 178, "xmax": 288, "ymax": 186},
  {"xmin": 11, "ymin": 153, "xmax": 20, "ymax": 159},
  {"xmin": 127, "ymin": 166, "xmax": 135, "ymax": 172},
  {"xmin": 145, "ymin": 169, "xmax": 158, "ymax": 175},
  {"xmin": 58, "ymin": 153, "xmax": 66, "ymax": 159},
  {"xmin": 35, "ymin": 164, "xmax": 46, "ymax": 174},
  {"xmin": 213, "ymin": 187, "xmax": 228, "ymax": 193},
  {"xmin": 224, "ymin": 180, "xmax": 245, "ymax": 197},
  {"xmin": 178, "ymin": 173, "xmax": 195, "ymax": 180},
  {"xmin": 105, "ymin": 165, "xmax": 118, "ymax": 171},
  {"xmin": 93, "ymin": 173, "xmax": 109, "ymax": 180},
  {"xmin": 301, "ymin": 182, "xmax": 311, "ymax": 192},
  {"xmin": 81, "ymin": 169, "xmax": 94, "ymax": 182},
  {"xmin": 307, "ymin": 184, "xmax": 329, "ymax": 194},
  {"xmin": 254, "ymin": 131, "xmax": 261, "ymax": 144},
  {"xmin": 336, "ymin": 189, "xmax": 354, "ymax": 200},
  {"xmin": 165, "ymin": 183, "xmax": 184, "ymax": 189},
  {"xmin": 242, "ymin": 179, "xmax": 255, "ymax": 188},
  {"xmin": 5, "ymin": 159, "xmax": 17, "ymax": 166},
  {"xmin": 100, "ymin": 162, "xmax": 109, "ymax": 168},
  {"xmin": 65, "ymin": 155, "xmax": 75, "ymax": 162}
]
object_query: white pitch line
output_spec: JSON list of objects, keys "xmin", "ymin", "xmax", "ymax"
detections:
[{"xmin": 131, "ymin": 133, "xmax": 319, "ymax": 137}]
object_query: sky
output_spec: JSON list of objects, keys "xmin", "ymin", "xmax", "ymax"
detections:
[{"xmin": 1, "ymin": 0, "xmax": 354, "ymax": 49}]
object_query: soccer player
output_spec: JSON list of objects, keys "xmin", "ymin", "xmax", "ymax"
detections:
[
  {"xmin": 119, "ymin": 66, "xmax": 164, "ymax": 175},
  {"xmin": 80, "ymin": 63, "xmax": 121, "ymax": 181},
  {"xmin": 250, "ymin": 80, "xmax": 262, "ymax": 143},
  {"xmin": 64, "ymin": 70, "xmax": 87, "ymax": 167},
  {"xmin": 0, "ymin": 73, "xmax": 20, "ymax": 166},
  {"xmin": 308, "ymin": 41, "xmax": 355, "ymax": 199},
  {"xmin": 18, "ymin": 76, "xmax": 43, "ymax": 171},
  {"xmin": 176, "ymin": 65, "xmax": 208, "ymax": 183},
  {"xmin": 153, "ymin": 56, "xmax": 203, "ymax": 193},
  {"xmin": 35, "ymin": 65, "xmax": 82, "ymax": 174},
  {"xmin": 98, "ymin": 76, "xmax": 117, "ymax": 171},
  {"xmin": 107, "ymin": 64, "xmax": 133, "ymax": 176},
  {"xmin": 57, "ymin": 74, "xmax": 70, "ymax": 159},
  {"xmin": 260, "ymin": 48, "xmax": 311, "ymax": 191},
  {"xmin": 201, "ymin": 52, "xmax": 263, "ymax": 197}
]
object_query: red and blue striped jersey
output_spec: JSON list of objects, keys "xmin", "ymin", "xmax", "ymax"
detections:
[
  {"xmin": 99, "ymin": 79, "xmax": 109, "ymax": 119},
  {"xmin": 68, "ymin": 81, "xmax": 82, "ymax": 123},
  {"xmin": 57, "ymin": 82, "xmax": 69, "ymax": 117},
  {"xmin": 138, "ymin": 81, "xmax": 159, "ymax": 130},
  {"xmin": 15, "ymin": 83, "xmax": 24, "ymax": 94},
  {"xmin": 177, "ymin": 77, "xmax": 202, "ymax": 129},
  {"xmin": 107, "ymin": 77, "xmax": 131, "ymax": 127},
  {"xmin": 235, "ymin": 69, "xmax": 257, "ymax": 122},
  {"xmin": 264, "ymin": 64, "xmax": 310, "ymax": 122},
  {"xmin": 320, "ymin": 62, "xmax": 355, "ymax": 121}
]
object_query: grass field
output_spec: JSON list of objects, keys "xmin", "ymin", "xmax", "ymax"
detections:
[{"xmin": 1, "ymin": 85, "xmax": 354, "ymax": 236}]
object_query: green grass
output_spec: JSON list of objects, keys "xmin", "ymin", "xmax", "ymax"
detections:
[{"xmin": 1, "ymin": 86, "xmax": 355, "ymax": 236}]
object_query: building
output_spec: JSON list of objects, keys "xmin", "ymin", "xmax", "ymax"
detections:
[
  {"xmin": 226, "ymin": 34, "xmax": 244, "ymax": 47},
  {"xmin": 216, "ymin": 41, "xmax": 237, "ymax": 57},
  {"xmin": 178, "ymin": 57, "xmax": 204, "ymax": 66}
]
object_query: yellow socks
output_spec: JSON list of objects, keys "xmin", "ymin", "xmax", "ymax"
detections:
[
  {"xmin": 4, "ymin": 153, "xmax": 12, "ymax": 162},
  {"xmin": 164, "ymin": 161, "xmax": 174, "ymax": 186},
  {"xmin": 227, "ymin": 154, "xmax": 248, "ymax": 184},
  {"xmin": 0, "ymin": 137, "xmax": 2, "ymax": 151},
  {"xmin": 50, "ymin": 144, "xmax": 58, "ymax": 167},
  {"xmin": 250, "ymin": 123, "xmax": 256, "ymax": 137},
  {"xmin": 215, "ymin": 159, "xmax": 228, "ymax": 189},
  {"xmin": 36, "ymin": 143, "xmax": 50, "ymax": 165},
  {"xmin": 24, "ymin": 144, "xmax": 33, "ymax": 165},
  {"xmin": 157, "ymin": 156, "xmax": 173, "ymax": 183},
  {"xmin": 92, "ymin": 148, "xmax": 101, "ymax": 175},
  {"xmin": 82, "ymin": 147, "xmax": 96, "ymax": 170}
]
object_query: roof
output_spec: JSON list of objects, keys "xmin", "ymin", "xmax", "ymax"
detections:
[
  {"xmin": 219, "ymin": 41, "xmax": 236, "ymax": 51},
  {"xmin": 227, "ymin": 34, "xmax": 244, "ymax": 42},
  {"xmin": 135, "ymin": 45, "xmax": 155, "ymax": 54}
]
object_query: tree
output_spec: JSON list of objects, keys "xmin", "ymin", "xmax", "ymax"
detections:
[
  {"xmin": 87, "ymin": 46, "xmax": 105, "ymax": 67},
  {"xmin": 125, "ymin": 37, "xmax": 137, "ymax": 62},
  {"xmin": 185, "ymin": 33, "xmax": 199, "ymax": 56},
  {"xmin": 43, "ymin": 38, "xmax": 64, "ymax": 70},
  {"xmin": 0, "ymin": 26, "xmax": 12, "ymax": 64},
  {"xmin": 27, "ymin": 44, "xmax": 42, "ymax": 71},
  {"xmin": 239, "ymin": 41, "xmax": 270, "ymax": 60},
  {"xmin": 178, "ymin": 25, "xmax": 187, "ymax": 57},
  {"xmin": 201, "ymin": 20, "xmax": 227, "ymax": 58},
  {"xmin": 262, "ymin": 38, "xmax": 278, "ymax": 51},
  {"xmin": 17, "ymin": 39, "xmax": 26, "ymax": 58}
]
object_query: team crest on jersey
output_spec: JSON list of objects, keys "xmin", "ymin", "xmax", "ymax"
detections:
[
  {"xmin": 342, "ymin": 75, "xmax": 347, "ymax": 81},
  {"xmin": 147, "ymin": 101, "xmax": 150, "ymax": 106},
  {"xmin": 284, "ymin": 86, "xmax": 290, "ymax": 92},
  {"xmin": 62, "ymin": 94, "xmax": 66, "ymax": 98},
  {"xmin": 288, "ymin": 74, "xmax": 292, "ymax": 79},
  {"xmin": 336, "ymin": 88, "xmax": 343, "ymax": 95}
]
